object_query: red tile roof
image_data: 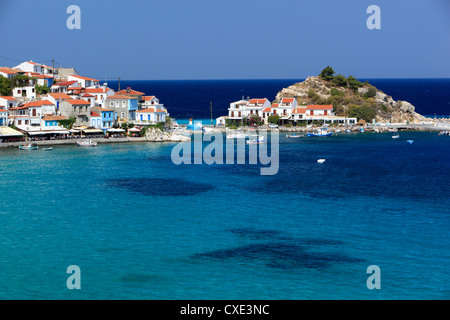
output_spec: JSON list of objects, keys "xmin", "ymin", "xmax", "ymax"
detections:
[
  {"xmin": 106, "ymin": 95, "xmax": 136, "ymax": 100},
  {"xmin": 42, "ymin": 115, "xmax": 67, "ymax": 121},
  {"xmin": 281, "ymin": 98, "xmax": 295, "ymax": 103},
  {"xmin": 66, "ymin": 99, "xmax": 90, "ymax": 105},
  {"xmin": 82, "ymin": 93, "xmax": 95, "ymax": 97},
  {"xmin": 0, "ymin": 109, "xmax": 7, "ymax": 112},
  {"xmin": 54, "ymin": 80, "xmax": 77, "ymax": 87},
  {"xmin": 307, "ymin": 105, "xmax": 333, "ymax": 110},
  {"xmin": 48, "ymin": 93, "xmax": 72, "ymax": 100},
  {"xmin": 271, "ymin": 103, "xmax": 279, "ymax": 108},
  {"xmin": 292, "ymin": 108, "xmax": 307, "ymax": 114},
  {"xmin": 249, "ymin": 99, "xmax": 268, "ymax": 104},
  {"xmin": 84, "ymin": 88, "xmax": 110, "ymax": 94},
  {"xmin": 0, "ymin": 96, "xmax": 17, "ymax": 101},
  {"xmin": 69, "ymin": 75, "xmax": 99, "ymax": 82},
  {"xmin": 23, "ymin": 100, "xmax": 54, "ymax": 107},
  {"xmin": 263, "ymin": 107, "xmax": 272, "ymax": 112},
  {"xmin": 0, "ymin": 67, "xmax": 18, "ymax": 75},
  {"xmin": 137, "ymin": 108, "xmax": 165, "ymax": 113},
  {"xmin": 143, "ymin": 96, "xmax": 156, "ymax": 101},
  {"xmin": 90, "ymin": 112, "xmax": 101, "ymax": 117},
  {"xmin": 115, "ymin": 87, "xmax": 145, "ymax": 96}
]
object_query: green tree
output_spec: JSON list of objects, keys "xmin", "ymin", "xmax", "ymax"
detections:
[
  {"xmin": 11, "ymin": 74, "xmax": 33, "ymax": 88},
  {"xmin": 364, "ymin": 86, "xmax": 377, "ymax": 98},
  {"xmin": 347, "ymin": 76, "xmax": 363, "ymax": 92},
  {"xmin": 268, "ymin": 115, "xmax": 280, "ymax": 124},
  {"xmin": 319, "ymin": 66, "xmax": 335, "ymax": 81},
  {"xmin": 35, "ymin": 84, "xmax": 50, "ymax": 95},
  {"xmin": 330, "ymin": 88, "xmax": 344, "ymax": 96},
  {"xmin": 332, "ymin": 74, "xmax": 347, "ymax": 87},
  {"xmin": 0, "ymin": 75, "xmax": 12, "ymax": 96},
  {"xmin": 58, "ymin": 117, "xmax": 76, "ymax": 129},
  {"xmin": 348, "ymin": 105, "xmax": 376, "ymax": 122}
]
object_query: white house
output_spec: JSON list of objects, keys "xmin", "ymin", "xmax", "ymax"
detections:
[
  {"xmin": 0, "ymin": 96, "xmax": 18, "ymax": 110},
  {"xmin": 81, "ymin": 93, "xmax": 96, "ymax": 107},
  {"xmin": 136, "ymin": 107, "xmax": 166, "ymax": 124},
  {"xmin": 14, "ymin": 61, "xmax": 42, "ymax": 74},
  {"xmin": 46, "ymin": 93, "xmax": 72, "ymax": 109},
  {"xmin": 84, "ymin": 87, "xmax": 114, "ymax": 107},
  {"xmin": 306, "ymin": 105, "xmax": 333, "ymax": 117},
  {"xmin": 13, "ymin": 86, "xmax": 36, "ymax": 99},
  {"xmin": 68, "ymin": 75, "xmax": 100, "ymax": 88},
  {"xmin": 90, "ymin": 111, "xmax": 102, "ymax": 128},
  {"xmin": 291, "ymin": 107, "xmax": 307, "ymax": 121},
  {"xmin": 50, "ymin": 80, "xmax": 78, "ymax": 93},
  {"xmin": 0, "ymin": 108, "xmax": 8, "ymax": 126},
  {"xmin": 227, "ymin": 98, "xmax": 271, "ymax": 121},
  {"xmin": 0, "ymin": 67, "xmax": 17, "ymax": 79}
]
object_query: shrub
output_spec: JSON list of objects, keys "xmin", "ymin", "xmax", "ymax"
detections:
[
  {"xmin": 364, "ymin": 87, "xmax": 377, "ymax": 98},
  {"xmin": 332, "ymin": 74, "xmax": 348, "ymax": 87},
  {"xmin": 268, "ymin": 115, "xmax": 280, "ymax": 124},
  {"xmin": 330, "ymin": 88, "xmax": 344, "ymax": 96}
]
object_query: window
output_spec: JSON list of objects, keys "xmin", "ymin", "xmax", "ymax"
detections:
[
  {"xmin": 122, "ymin": 101, "xmax": 126, "ymax": 107},
  {"xmin": 110, "ymin": 101, "xmax": 113, "ymax": 107},
  {"xmin": 18, "ymin": 120, "xmax": 22, "ymax": 125},
  {"xmin": 116, "ymin": 101, "xmax": 119, "ymax": 107}
]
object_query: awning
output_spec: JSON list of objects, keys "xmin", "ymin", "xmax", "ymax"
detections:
[
  {"xmin": 107, "ymin": 128, "xmax": 125, "ymax": 132},
  {"xmin": 82, "ymin": 129, "xmax": 103, "ymax": 133}
]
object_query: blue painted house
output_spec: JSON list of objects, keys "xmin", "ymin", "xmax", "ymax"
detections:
[
  {"xmin": 92, "ymin": 107, "xmax": 116, "ymax": 129},
  {"xmin": 41, "ymin": 115, "xmax": 67, "ymax": 127}
]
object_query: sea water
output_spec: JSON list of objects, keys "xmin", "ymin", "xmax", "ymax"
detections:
[{"xmin": 0, "ymin": 131, "xmax": 449, "ymax": 299}]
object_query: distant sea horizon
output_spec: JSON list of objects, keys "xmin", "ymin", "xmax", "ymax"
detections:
[{"xmin": 105, "ymin": 78, "xmax": 450, "ymax": 120}]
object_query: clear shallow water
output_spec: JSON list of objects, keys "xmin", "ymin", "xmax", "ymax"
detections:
[{"xmin": 0, "ymin": 132, "xmax": 449, "ymax": 299}]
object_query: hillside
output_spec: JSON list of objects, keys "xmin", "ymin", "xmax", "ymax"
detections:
[{"xmin": 275, "ymin": 68, "xmax": 429, "ymax": 123}]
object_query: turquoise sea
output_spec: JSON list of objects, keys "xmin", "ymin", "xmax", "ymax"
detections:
[{"xmin": 0, "ymin": 131, "xmax": 449, "ymax": 299}]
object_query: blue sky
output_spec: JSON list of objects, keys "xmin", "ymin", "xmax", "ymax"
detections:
[{"xmin": 0, "ymin": 0, "xmax": 449, "ymax": 79}]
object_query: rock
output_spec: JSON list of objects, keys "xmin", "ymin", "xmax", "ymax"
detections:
[{"xmin": 145, "ymin": 127, "xmax": 191, "ymax": 142}]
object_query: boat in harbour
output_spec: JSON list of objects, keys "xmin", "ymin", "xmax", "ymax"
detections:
[
  {"xmin": 19, "ymin": 143, "xmax": 38, "ymax": 150},
  {"xmin": 392, "ymin": 134, "xmax": 400, "ymax": 139},
  {"xmin": 307, "ymin": 128, "xmax": 332, "ymax": 137},
  {"xmin": 286, "ymin": 134, "xmax": 304, "ymax": 138},
  {"xmin": 77, "ymin": 139, "xmax": 97, "ymax": 147},
  {"xmin": 246, "ymin": 134, "xmax": 267, "ymax": 144}
]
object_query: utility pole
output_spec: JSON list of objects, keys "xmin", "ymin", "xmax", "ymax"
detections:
[
  {"xmin": 118, "ymin": 77, "xmax": 121, "ymax": 91},
  {"xmin": 210, "ymin": 100, "xmax": 213, "ymax": 125}
]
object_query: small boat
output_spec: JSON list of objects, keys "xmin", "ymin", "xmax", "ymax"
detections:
[
  {"xmin": 19, "ymin": 143, "xmax": 38, "ymax": 150},
  {"xmin": 246, "ymin": 135, "xmax": 267, "ymax": 144},
  {"xmin": 227, "ymin": 132, "xmax": 248, "ymax": 139},
  {"xmin": 392, "ymin": 134, "xmax": 400, "ymax": 139},
  {"xmin": 43, "ymin": 147, "xmax": 53, "ymax": 151},
  {"xmin": 77, "ymin": 139, "xmax": 97, "ymax": 147},
  {"xmin": 317, "ymin": 159, "xmax": 326, "ymax": 164},
  {"xmin": 286, "ymin": 134, "xmax": 304, "ymax": 138},
  {"xmin": 407, "ymin": 140, "xmax": 414, "ymax": 144},
  {"xmin": 438, "ymin": 131, "xmax": 450, "ymax": 136},
  {"xmin": 307, "ymin": 128, "xmax": 332, "ymax": 137}
]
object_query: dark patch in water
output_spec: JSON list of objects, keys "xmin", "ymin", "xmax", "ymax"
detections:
[
  {"xmin": 108, "ymin": 178, "xmax": 214, "ymax": 196},
  {"xmin": 194, "ymin": 242, "xmax": 364, "ymax": 270}
]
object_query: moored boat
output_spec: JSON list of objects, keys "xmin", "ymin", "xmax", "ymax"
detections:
[
  {"xmin": 246, "ymin": 134, "xmax": 267, "ymax": 144},
  {"xmin": 77, "ymin": 139, "xmax": 97, "ymax": 147},
  {"xmin": 286, "ymin": 134, "xmax": 304, "ymax": 138},
  {"xmin": 307, "ymin": 128, "xmax": 332, "ymax": 137},
  {"xmin": 392, "ymin": 134, "xmax": 400, "ymax": 139},
  {"xmin": 19, "ymin": 143, "xmax": 38, "ymax": 150}
]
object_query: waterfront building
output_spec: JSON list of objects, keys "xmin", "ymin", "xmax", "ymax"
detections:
[
  {"xmin": 59, "ymin": 99, "xmax": 91, "ymax": 125},
  {"xmin": 115, "ymin": 87, "xmax": 145, "ymax": 104},
  {"xmin": 136, "ymin": 107, "xmax": 166, "ymax": 124},
  {"xmin": 0, "ymin": 108, "xmax": 8, "ymax": 126},
  {"xmin": 105, "ymin": 95, "xmax": 138, "ymax": 122},
  {"xmin": 46, "ymin": 93, "xmax": 72, "ymax": 110},
  {"xmin": 41, "ymin": 115, "xmax": 67, "ymax": 127},
  {"xmin": 14, "ymin": 61, "xmax": 42, "ymax": 74},
  {"xmin": 91, "ymin": 106, "xmax": 116, "ymax": 129}
]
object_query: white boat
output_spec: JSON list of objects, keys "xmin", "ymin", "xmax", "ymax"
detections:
[
  {"xmin": 43, "ymin": 147, "xmax": 53, "ymax": 151},
  {"xmin": 307, "ymin": 128, "xmax": 332, "ymax": 137},
  {"xmin": 317, "ymin": 159, "xmax": 326, "ymax": 164},
  {"xmin": 77, "ymin": 139, "xmax": 97, "ymax": 147},
  {"xmin": 392, "ymin": 134, "xmax": 400, "ymax": 139},
  {"xmin": 407, "ymin": 140, "xmax": 414, "ymax": 144},
  {"xmin": 227, "ymin": 132, "xmax": 248, "ymax": 139},
  {"xmin": 286, "ymin": 134, "xmax": 304, "ymax": 138},
  {"xmin": 246, "ymin": 135, "xmax": 267, "ymax": 144},
  {"xmin": 19, "ymin": 143, "xmax": 38, "ymax": 150}
]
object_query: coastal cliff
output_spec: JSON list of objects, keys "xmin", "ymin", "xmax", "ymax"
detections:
[{"xmin": 275, "ymin": 71, "xmax": 429, "ymax": 123}]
